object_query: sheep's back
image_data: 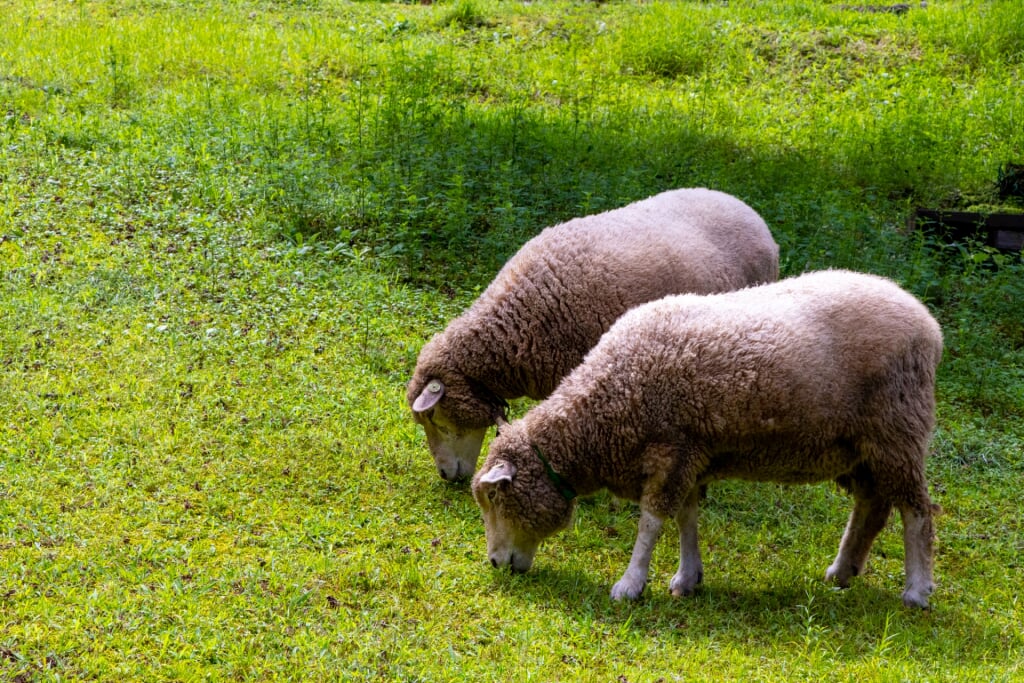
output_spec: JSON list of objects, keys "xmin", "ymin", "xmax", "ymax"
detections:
[
  {"xmin": 553, "ymin": 270, "xmax": 941, "ymax": 458},
  {"xmin": 458, "ymin": 189, "xmax": 777, "ymax": 393}
]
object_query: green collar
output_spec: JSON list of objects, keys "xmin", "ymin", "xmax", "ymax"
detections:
[{"xmin": 531, "ymin": 444, "xmax": 577, "ymax": 502}]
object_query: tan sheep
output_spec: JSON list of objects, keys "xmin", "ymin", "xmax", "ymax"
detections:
[
  {"xmin": 472, "ymin": 270, "xmax": 943, "ymax": 608},
  {"xmin": 408, "ymin": 188, "xmax": 779, "ymax": 481}
]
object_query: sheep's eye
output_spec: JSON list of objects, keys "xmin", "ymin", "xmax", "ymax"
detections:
[
  {"xmin": 487, "ymin": 489, "xmax": 497, "ymax": 502},
  {"xmin": 426, "ymin": 414, "xmax": 449, "ymax": 436}
]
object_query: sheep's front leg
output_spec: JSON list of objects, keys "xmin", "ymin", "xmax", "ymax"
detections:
[
  {"xmin": 610, "ymin": 509, "xmax": 664, "ymax": 601},
  {"xmin": 669, "ymin": 486, "xmax": 703, "ymax": 596}
]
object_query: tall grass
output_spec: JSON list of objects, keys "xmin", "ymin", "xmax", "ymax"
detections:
[{"xmin": 8, "ymin": 0, "xmax": 1019, "ymax": 273}]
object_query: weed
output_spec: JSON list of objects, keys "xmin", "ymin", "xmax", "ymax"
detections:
[
  {"xmin": 613, "ymin": 4, "xmax": 720, "ymax": 80},
  {"xmin": 438, "ymin": 0, "xmax": 489, "ymax": 30}
]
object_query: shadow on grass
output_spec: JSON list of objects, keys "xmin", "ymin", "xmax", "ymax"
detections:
[
  {"xmin": 250, "ymin": 76, "xmax": 914, "ymax": 291},
  {"xmin": 487, "ymin": 562, "xmax": 1015, "ymax": 660}
]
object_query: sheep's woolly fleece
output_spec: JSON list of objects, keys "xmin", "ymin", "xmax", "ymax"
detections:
[
  {"xmin": 473, "ymin": 269, "xmax": 943, "ymax": 608},
  {"xmin": 408, "ymin": 188, "xmax": 779, "ymax": 481}
]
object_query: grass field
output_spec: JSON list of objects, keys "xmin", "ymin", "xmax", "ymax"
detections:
[{"xmin": 1, "ymin": 0, "xmax": 1022, "ymax": 680}]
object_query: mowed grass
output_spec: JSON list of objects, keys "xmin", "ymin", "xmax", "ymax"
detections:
[{"xmin": 1, "ymin": 0, "xmax": 1022, "ymax": 680}]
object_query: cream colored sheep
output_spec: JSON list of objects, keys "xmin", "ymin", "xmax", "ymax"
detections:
[
  {"xmin": 473, "ymin": 270, "xmax": 943, "ymax": 608},
  {"xmin": 408, "ymin": 188, "xmax": 779, "ymax": 481}
]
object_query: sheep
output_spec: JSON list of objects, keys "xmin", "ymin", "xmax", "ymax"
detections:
[
  {"xmin": 472, "ymin": 270, "xmax": 943, "ymax": 608},
  {"xmin": 408, "ymin": 188, "xmax": 779, "ymax": 481}
]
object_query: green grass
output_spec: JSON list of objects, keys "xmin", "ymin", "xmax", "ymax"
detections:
[{"xmin": 1, "ymin": 0, "xmax": 1022, "ymax": 680}]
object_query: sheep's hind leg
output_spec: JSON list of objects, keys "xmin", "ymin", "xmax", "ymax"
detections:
[
  {"xmin": 669, "ymin": 486, "xmax": 703, "ymax": 597},
  {"xmin": 826, "ymin": 494, "xmax": 892, "ymax": 588},
  {"xmin": 899, "ymin": 503, "xmax": 936, "ymax": 609},
  {"xmin": 610, "ymin": 510, "xmax": 664, "ymax": 601}
]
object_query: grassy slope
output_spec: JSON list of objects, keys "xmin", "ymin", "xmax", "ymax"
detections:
[{"xmin": 1, "ymin": 1, "xmax": 1022, "ymax": 680}]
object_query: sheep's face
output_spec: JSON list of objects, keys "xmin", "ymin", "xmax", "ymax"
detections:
[
  {"xmin": 472, "ymin": 448, "xmax": 574, "ymax": 573},
  {"xmin": 408, "ymin": 375, "xmax": 493, "ymax": 481}
]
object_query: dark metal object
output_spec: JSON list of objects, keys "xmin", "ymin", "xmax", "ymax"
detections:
[{"xmin": 913, "ymin": 210, "xmax": 1024, "ymax": 252}]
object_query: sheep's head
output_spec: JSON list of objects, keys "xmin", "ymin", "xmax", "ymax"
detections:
[
  {"xmin": 472, "ymin": 431, "xmax": 575, "ymax": 573},
  {"xmin": 408, "ymin": 370, "xmax": 497, "ymax": 482}
]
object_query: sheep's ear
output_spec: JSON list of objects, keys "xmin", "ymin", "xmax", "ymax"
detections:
[
  {"xmin": 412, "ymin": 379, "xmax": 445, "ymax": 412},
  {"xmin": 479, "ymin": 461, "xmax": 516, "ymax": 485}
]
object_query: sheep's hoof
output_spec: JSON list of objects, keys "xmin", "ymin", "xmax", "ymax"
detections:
[
  {"xmin": 902, "ymin": 583, "xmax": 934, "ymax": 609},
  {"xmin": 610, "ymin": 578, "xmax": 646, "ymax": 601},
  {"xmin": 669, "ymin": 569, "xmax": 703, "ymax": 597},
  {"xmin": 825, "ymin": 562, "xmax": 854, "ymax": 588}
]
